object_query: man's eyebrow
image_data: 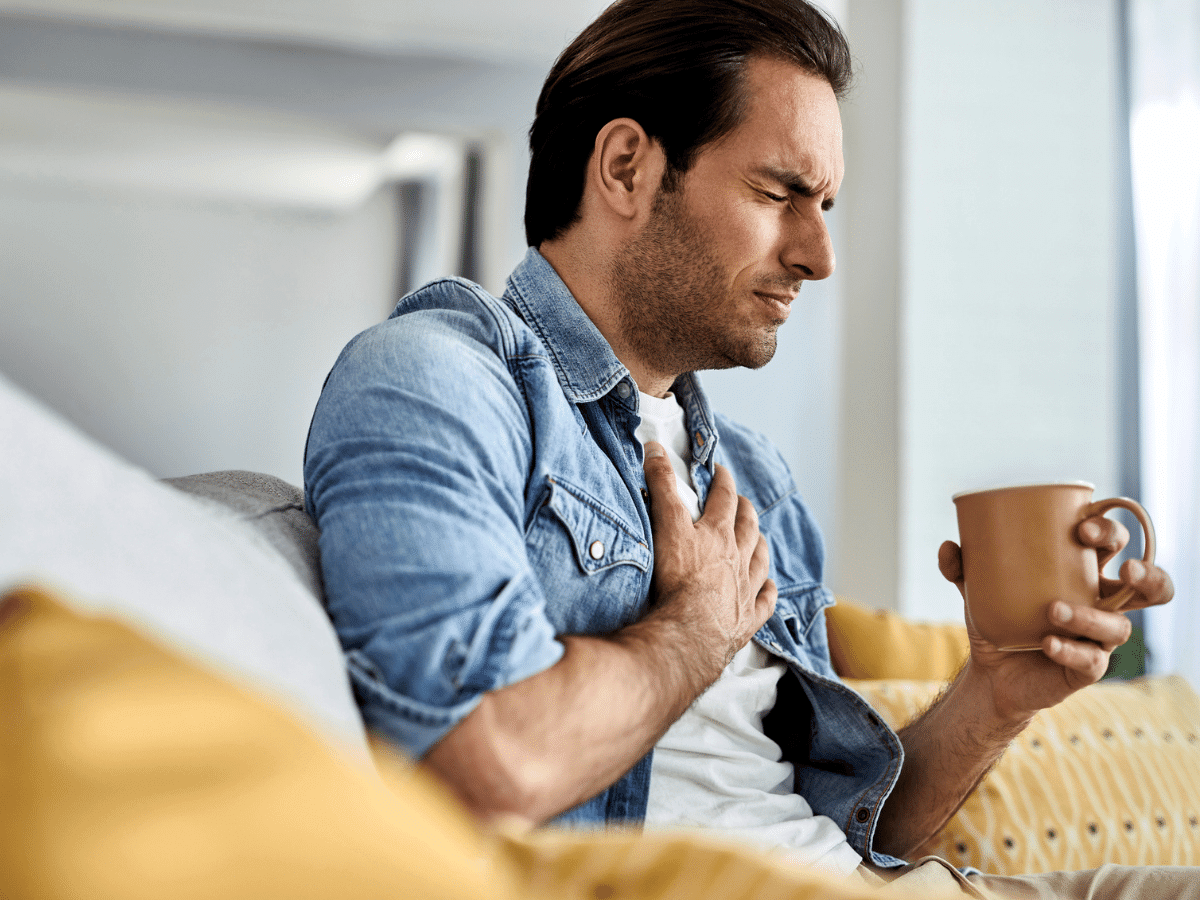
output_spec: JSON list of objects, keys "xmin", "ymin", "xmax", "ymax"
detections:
[{"xmin": 753, "ymin": 165, "xmax": 837, "ymax": 211}]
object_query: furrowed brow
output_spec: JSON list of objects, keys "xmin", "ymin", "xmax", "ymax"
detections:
[{"xmin": 755, "ymin": 165, "xmax": 836, "ymax": 210}]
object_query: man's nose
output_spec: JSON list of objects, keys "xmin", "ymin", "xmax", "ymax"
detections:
[{"xmin": 783, "ymin": 213, "xmax": 836, "ymax": 281}]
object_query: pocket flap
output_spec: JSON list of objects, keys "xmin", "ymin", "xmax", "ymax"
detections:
[{"xmin": 545, "ymin": 477, "xmax": 651, "ymax": 574}]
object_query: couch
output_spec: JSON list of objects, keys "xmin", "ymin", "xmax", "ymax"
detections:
[{"xmin": 3, "ymin": 371, "xmax": 1197, "ymax": 899}]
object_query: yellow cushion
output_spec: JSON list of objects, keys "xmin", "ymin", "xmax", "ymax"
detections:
[
  {"xmin": 848, "ymin": 676, "xmax": 1200, "ymax": 874},
  {"xmin": 0, "ymin": 584, "xmax": 941, "ymax": 900},
  {"xmin": 826, "ymin": 598, "xmax": 969, "ymax": 681},
  {"xmin": 0, "ymin": 585, "xmax": 518, "ymax": 900}
]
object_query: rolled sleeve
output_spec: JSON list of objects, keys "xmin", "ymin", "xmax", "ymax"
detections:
[
  {"xmin": 344, "ymin": 574, "xmax": 564, "ymax": 755},
  {"xmin": 305, "ymin": 288, "xmax": 566, "ymax": 757}
]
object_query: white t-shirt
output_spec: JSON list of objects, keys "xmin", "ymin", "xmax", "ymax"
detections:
[{"xmin": 635, "ymin": 389, "xmax": 862, "ymax": 875}]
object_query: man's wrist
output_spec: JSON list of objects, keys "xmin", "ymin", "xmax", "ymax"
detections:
[
  {"xmin": 617, "ymin": 605, "xmax": 727, "ymax": 707},
  {"xmin": 950, "ymin": 660, "xmax": 1036, "ymax": 736}
]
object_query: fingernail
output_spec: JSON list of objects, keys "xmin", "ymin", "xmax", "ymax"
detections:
[
  {"xmin": 1126, "ymin": 559, "xmax": 1145, "ymax": 579},
  {"xmin": 644, "ymin": 442, "xmax": 665, "ymax": 459},
  {"xmin": 1080, "ymin": 520, "xmax": 1102, "ymax": 541},
  {"xmin": 1051, "ymin": 602, "xmax": 1073, "ymax": 625},
  {"xmin": 1048, "ymin": 636, "xmax": 1062, "ymax": 654}
]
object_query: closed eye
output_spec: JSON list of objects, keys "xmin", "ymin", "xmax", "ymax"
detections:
[{"xmin": 761, "ymin": 190, "xmax": 789, "ymax": 203}]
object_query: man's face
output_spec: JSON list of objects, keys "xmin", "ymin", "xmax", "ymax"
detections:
[{"xmin": 611, "ymin": 56, "xmax": 844, "ymax": 379}]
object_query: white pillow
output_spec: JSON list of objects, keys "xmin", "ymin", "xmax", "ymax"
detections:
[{"xmin": 0, "ymin": 372, "xmax": 368, "ymax": 761}]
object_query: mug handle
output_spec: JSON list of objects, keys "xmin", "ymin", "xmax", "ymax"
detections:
[{"xmin": 1081, "ymin": 496, "xmax": 1156, "ymax": 612}]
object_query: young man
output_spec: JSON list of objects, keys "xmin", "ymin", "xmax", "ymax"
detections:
[{"xmin": 305, "ymin": 1, "xmax": 1185, "ymax": 895}]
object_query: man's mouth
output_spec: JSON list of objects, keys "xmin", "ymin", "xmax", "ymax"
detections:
[{"xmin": 752, "ymin": 290, "xmax": 797, "ymax": 320}]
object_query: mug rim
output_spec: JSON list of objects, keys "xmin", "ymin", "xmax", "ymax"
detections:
[{"xmin": 952, "ymin": 480, "xmax": 1095, "ymax": 502}]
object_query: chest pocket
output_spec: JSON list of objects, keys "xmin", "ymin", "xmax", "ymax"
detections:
[
  {"xmin": 545, "ymin": 477, "xmax": 651, "ymax": 574},
  {"xmin": 526, "ymin": 476, "xmax": 651, "ymax": 634}
]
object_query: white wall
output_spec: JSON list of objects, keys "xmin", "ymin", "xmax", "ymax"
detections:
[
  {"xmin": 0, "ymin": 0, "xmax": 608, "ymax": 64},
  {"xmin": 0, "ymin": 172, "xmax": 399, "ymax": 485},
  {"xmin": 832, "ymin": 0, "xmax": 1124, "ymax": 619},
  {"xmin": 0, "ymin": 12, "xmax": 553, "ymax": 484},
  {"xmin": 833, "ymin": 0, "xmax": 905, "ymax": 612}
]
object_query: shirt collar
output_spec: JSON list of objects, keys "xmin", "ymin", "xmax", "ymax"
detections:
[
  {"xmin": 504, "ymin": 247, "xmax": 718, "ymax": 468},
  {"xmin": 503, "ymin": 247, "xmax": 629, "ymax": 403}
]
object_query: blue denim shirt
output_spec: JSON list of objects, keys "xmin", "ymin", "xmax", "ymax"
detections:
[{"xmin": 305, "ymin": 248, "xmax": 907, "ymax": 867}]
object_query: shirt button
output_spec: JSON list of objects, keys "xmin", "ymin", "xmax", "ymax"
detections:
[
  {"xmin": 695, "ymin": 431, "xmax": 705, "ymax": 447},
  {"xmin": 589, "ymin": 540, "xmax": 605, "ymax": 560},
  {"xmin": 855, "ymin": 807, "xmax": 871, "ymax": 824},
  {"xmin": 616, "ymin": 382, "xmax": 632, "ymax": 399}
]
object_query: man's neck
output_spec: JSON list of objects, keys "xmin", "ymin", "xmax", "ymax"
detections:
[{"xmin": 538, "ymin": 238, "xmax": 676, "ymax": 398}]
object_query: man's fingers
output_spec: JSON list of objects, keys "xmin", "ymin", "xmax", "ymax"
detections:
[
  {"xmin": 733, "ymin": 494, "xmax": 761, "ymax": 556},
  {"xmin": 756, "ymin": 577, "xmax": 778, "ymax": 622},
  {"xmin": 1048, "ymin": 601, "xmax": 1133, "ymax": 653},
  {"xmin": 1108, "ymin": 558, "xmax": 1175, "ymax": 610},
  {"xmin": 1077, "ymin": 515, "xmax": 1130, "ymax": 570},
  {"xmin": 1042, "ymin": 633, "xmax": 1111, "ymax": 686},
  {"xmin": 642, "ymin": 442, "xmax": 689, "ymax": 529},
  {"xmin": 701, "ymin": 463, "xmax": 739, "ymax": 523},
  {"xmin": 938, "ymin": 540, "xmax": 965, "ymax": 589},
  {"xmin": 748, "ymin": 532, "xmax": 771, "ymax": 582}
]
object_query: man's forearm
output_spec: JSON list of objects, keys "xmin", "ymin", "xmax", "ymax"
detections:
[
  {"xmin": 422, "ymin": 609, "xmax": 724, "ymax": 824},
  {"xmin": 872, "ymin": 664, "xmax": 1032, "ymax": 859}
]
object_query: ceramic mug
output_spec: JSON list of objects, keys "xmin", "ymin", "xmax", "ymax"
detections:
[{"xmin": 952, "ymin": 482, "xmax": 1156, "ymax": 652}]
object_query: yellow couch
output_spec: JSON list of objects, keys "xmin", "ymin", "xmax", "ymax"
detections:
[
  {"xmin": 825, "ymin": 598, "xmax": 1200, "ymax": 874},
  {"xmin": 6, "ymin": 592, "xmax": 1199, "ymax": 899}
]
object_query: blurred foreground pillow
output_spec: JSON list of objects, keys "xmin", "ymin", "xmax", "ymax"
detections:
[
  {"xmin": 0, "ymin": 585, "xmax": 923, "ymax": 900},
  {"xmin": 0, "ymin": 585, "xmax": 516, "ymax": 900}
]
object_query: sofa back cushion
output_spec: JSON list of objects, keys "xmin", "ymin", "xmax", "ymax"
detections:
[
  {"xmin": 826, "ymin": 597, "xmax": 970, "ymax": 681},
  {"xmin": 164, "ymin": 470, "xmax": 325, "ymax": 604}
]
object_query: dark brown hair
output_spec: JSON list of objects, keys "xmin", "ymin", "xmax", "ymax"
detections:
[{"xmin": 524, "ymin": 0, "xmax": 853, "ymax": 247}]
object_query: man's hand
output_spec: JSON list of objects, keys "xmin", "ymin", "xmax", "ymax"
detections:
[
  {"xmin": 877, "ymin": 515, "xmax": 1174, "ymax": 857},
  {"xmin": 422, "ymin": 442, "xmax": 777, "ymax": 824},
  {"xmin": 938, "ymin": 513, "xmax": 1174, "ymax": 723},
  {"xmin": 642, "ymin": 441, "xmax": 776, "ymax": 684}
]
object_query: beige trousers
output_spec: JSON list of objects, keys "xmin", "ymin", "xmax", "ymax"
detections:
[{"xmin": 862, "ymin": 856, "xmax": 1200, "ymax": 899}]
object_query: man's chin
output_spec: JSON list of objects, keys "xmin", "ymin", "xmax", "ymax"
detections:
[
  {"xmin": 740, "ymin": 332, "xmax": 779, "ymax": 369},
  {"xmin": 716, "ymin": 338, "xmax": 778, "ymax": 372}
]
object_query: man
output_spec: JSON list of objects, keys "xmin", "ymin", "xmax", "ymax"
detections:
[{"xmin": 304, "ymin": 0, "xmax": 1187, "ymax": 895}]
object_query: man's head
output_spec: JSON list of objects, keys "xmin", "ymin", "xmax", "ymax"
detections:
[{"xmin": 525, "ymin": 0, "xmax": 852, "ymax": 248}]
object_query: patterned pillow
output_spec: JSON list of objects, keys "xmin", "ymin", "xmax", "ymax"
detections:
[{"xmin": 848, "ymin": 677, "xmax": 1200, "ymax": 874}]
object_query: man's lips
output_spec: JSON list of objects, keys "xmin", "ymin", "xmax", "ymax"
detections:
[{"xmin": 752, "ymin": 290, "xmax": 797, "ymax": 320}]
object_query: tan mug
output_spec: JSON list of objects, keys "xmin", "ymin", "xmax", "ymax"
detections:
[{"xmin": 952, "ymin": 482, "xmax": 1156, "ymax": 651}]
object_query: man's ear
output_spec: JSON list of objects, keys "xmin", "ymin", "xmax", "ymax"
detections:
[{"xmin": 588, "ymin": 118, "xmax": 665, "ymax": 223}]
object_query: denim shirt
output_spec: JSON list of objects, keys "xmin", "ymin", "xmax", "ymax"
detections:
[{"xmin": 304, "ymin": 248, "xmax": 907, "ymax": 867}]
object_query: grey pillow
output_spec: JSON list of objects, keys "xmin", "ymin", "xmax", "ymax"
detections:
[{"xmin": 164, "ymin": 471, "xmax": 325, "ymax": 606}]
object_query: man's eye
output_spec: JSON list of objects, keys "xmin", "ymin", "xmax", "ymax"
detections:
[{"xmin": 762, "ymin": 191, "xmax": 788, "ymax": 203}]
